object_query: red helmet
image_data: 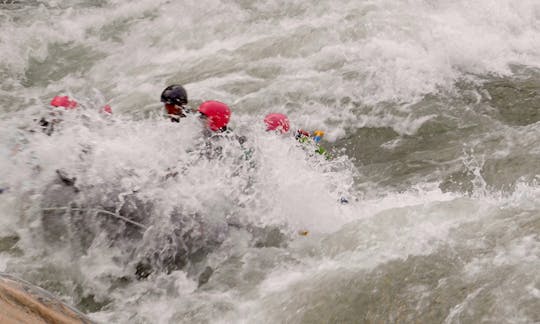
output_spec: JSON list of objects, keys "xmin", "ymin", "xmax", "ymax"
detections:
[
  {"xmin": 198, "ymin": 101, "xmax": 231, "ymax": 131},
  {"xmin": 102, "ymin": 105, "xmax": 112, "ymax": 114},
  {"xmin": 50, "ymin": 95, "xmax": 77, "ymax": 109},
  {"xmin": 264, "ymin": 113, "xmax": 290, "ymax": 133}
]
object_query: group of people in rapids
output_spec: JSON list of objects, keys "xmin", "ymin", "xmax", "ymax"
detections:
[
  {"xmin": 1, "ymin": 84, "xmax": 340, "ymax": 205},
  {"xmin": 40, "ymin": 84, "xmax": 330, "ymax": 158},
  {"xmin": 0, "ymin": 84, "xmax": 350, "ymax": 284}
]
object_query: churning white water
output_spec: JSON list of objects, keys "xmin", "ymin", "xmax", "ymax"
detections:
[{"xmin": 1, "ymin": 0, "xmax": 539, "ymax": 323}]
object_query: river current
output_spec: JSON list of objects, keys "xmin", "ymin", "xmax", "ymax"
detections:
[{"xmin": 0, "ymin": 0, "xmax": 539, "ymax": 323}]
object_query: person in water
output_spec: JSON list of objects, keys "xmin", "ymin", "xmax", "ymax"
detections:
[
  {"xmin": 264, "ymin": 113, "xmax": 290, "ymax": 134},
  {"xmin": 196, "ymin": 100, "xmax": 249, "ymax": 157},
  {"xmin": 160, "ymin": 84, "xmax": 236, "ymax": 136},
  {"xmin": 297, "ymin": 129, "xmax": 328, "ymax": 157},
  {"xmin": 160, "ymin": 84, "xmax": 188, "ymax": 122},
  {"xmin": 264, "ymin": 112, "xmax": 329, "ymax": 158},
  {"xmin": 265, "ymin": 113, "xmax": 348, "ymax": 204},
  {"xmin": 160, "ymin": 84, "xmax": 233, "ymax": 134},
  {"xmin": 39, "ymin": 95, "xmax": 112, "ymax": 135},
  {"xmin": 198, "ymin": 100, "xmax": 231, "ymax": 133},
  {"xmin": 39, "ymin": 95, "xmax": 78, "ymax": 135}
]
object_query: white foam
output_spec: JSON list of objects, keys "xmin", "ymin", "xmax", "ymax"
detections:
[
  {"xmin": 3, "ymin": 0, "xmax": 539, "ymax": 135},
  {"xmin": 1, "ymin": 1, "xmax": 539, "ymax": 322}
]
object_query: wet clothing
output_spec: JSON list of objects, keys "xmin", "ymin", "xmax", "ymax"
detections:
[
  {"xmin": 170, "ymin": 112, "xmax": 186, "ymax": 123},
  {"xmin": 296, "ymin": 133, "xmax": 331, "ymax": 159}
]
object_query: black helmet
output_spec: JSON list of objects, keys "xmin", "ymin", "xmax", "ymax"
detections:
[{"xmin": 160, "ymin": 84, "xmax": 188, "ymax": 106}]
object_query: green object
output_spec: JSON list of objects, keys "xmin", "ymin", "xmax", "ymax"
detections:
[
  {"xmin": 297, "ymin": 136, "xmax": 309, "ymax": 144},
  {"xmin": 315, "ymin": 144, "xmax": 331, "ymax": 160},
  {"xmin": 296, "ymin": 134, "xmax": 331, "ymax": 159}
]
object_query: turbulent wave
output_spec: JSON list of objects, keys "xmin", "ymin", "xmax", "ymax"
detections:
[{"xmin": 0, "ymin": 0, "xmax": 539, "ymax": 323}]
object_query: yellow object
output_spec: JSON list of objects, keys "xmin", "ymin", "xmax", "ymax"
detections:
[{"xmin": 313, "ymin": 130, "xmax": 325, "ymax": 137}]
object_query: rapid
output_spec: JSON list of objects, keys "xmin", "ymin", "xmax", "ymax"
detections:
[{"xmin": 0, "ymin": 0, "xmax": 539, "ymax": 323}]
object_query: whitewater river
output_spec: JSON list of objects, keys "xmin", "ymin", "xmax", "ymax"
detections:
[{"xmin": 1, "ymin": 0, "xmax": 539, "ymax": 323}]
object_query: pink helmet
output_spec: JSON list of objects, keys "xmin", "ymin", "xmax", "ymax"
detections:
[
  {"xmin": 102, "ymin": 105, "xmax": 112, "ymax": 114},
  {"xmin": 264, "ymin": 113, "xmax": 290, "ymax": 133},
  {"xmin": 198, "ymin": 101, "xmax": 231, "ymax": 131},
  {"xmin": 50, "ymin": 96, "xmax": 77, "ymax": 109}
]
